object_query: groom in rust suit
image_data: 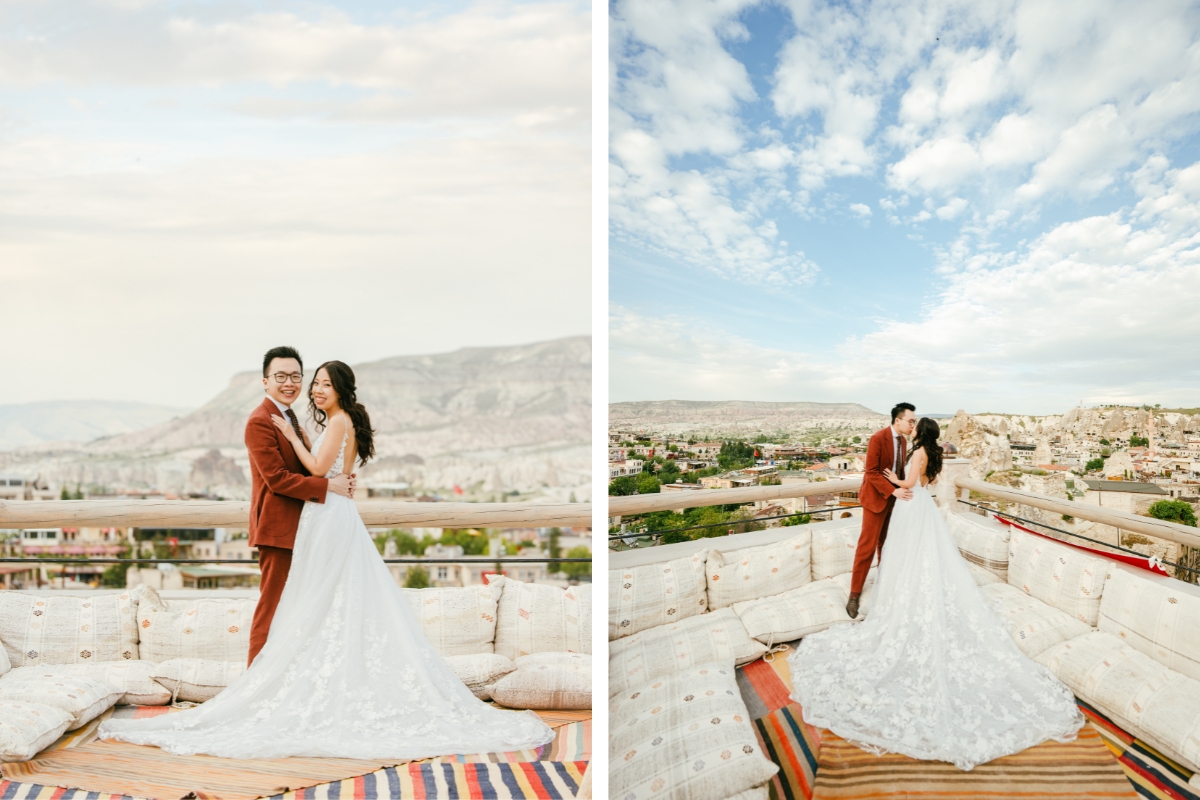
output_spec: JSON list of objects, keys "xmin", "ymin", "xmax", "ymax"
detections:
[
  {"xmin": 847, "ymin": 402, "xmax": 917, "ymax": 620},
  {"xmin": 245, "ymin": 346, "xmax": 355, "ymax": 666}
]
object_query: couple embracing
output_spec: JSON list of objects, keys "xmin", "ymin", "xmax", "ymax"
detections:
[
  {"xmin": 98, "ymin": 347, "xmax": 553, "ymax": 759},
  {"xmin": 789, "ymin": 403, "xmax": 1085, "ymax": 770}
]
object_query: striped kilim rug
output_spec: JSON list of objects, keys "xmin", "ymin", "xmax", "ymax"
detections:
[
  {"xmin": 0, "ymin": 705, "xmax": 590, "ymax": 800},
  {"xmin": 738, "ymin": 643, "xmax": 1195, "ymax": 800}
]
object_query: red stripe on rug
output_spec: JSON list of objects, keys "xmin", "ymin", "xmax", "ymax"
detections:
[
  {"xmin": 741, "ymin": 658, "xmax": 794, "ymax": 713},
  {"xmin": 518, "ymin": 762, "xmax": 547, "ymax": 797}
]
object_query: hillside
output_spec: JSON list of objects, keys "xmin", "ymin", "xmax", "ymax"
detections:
[
  {"xmin": 609, "ymin": 400, "xmax": 887, "ymax": 439},
  {"xmin": 0, "ymin": 401, "xmax": 189, "ymax": 451}
]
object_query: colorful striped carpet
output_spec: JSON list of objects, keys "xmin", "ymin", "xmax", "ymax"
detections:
[
  {"xmin": 0, "ymin": 705, "xmax": 590, "ymax": 800},
  {"xmin": 738, "ymin": 645, "xmax": 1197, "ymax": 800}
]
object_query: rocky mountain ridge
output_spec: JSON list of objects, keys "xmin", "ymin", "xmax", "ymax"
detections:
[{"xmin": 609, "ymin": 400, "xmax": 887, "ymax": 439}]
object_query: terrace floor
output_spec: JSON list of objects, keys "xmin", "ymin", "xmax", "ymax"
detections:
[{"xmin": 739, "ymin": 641, "xmax": 1195, "ymax": 800}]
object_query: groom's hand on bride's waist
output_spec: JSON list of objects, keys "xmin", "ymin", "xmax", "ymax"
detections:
[
  {"xmin": 329, "ymin": 473, "xmax": 355, "ymax": 498},
  {"xmin": 893, "ymin": 487, "xmax": 913, "ymax": 501}
]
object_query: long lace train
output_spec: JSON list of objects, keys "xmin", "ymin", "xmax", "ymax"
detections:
[
  {"xmin": 787, "ymin": 485, "xmax": 1083, "ymax": 770},
  {"xmin": 98, "ymin": 430, "xmax": 554, "ymax": 758}
]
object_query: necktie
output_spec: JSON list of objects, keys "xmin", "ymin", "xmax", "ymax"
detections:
[
  {"xmin": 285, "ymin": 408, "xmax": 305, "ymax": 442},
  {"xmin": 897, "ymin": 437, "xmax": 906, "ymax": 480}
]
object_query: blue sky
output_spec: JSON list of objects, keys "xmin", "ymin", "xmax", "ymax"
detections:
[
  {"xmin": 610, "ymin": 0, "xmax": 1200, "ymax": 415},
  {"xmin": 0, "ymin": 0, "xmax": 589, "ymax": 407}
]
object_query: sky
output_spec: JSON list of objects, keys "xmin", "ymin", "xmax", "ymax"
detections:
[
  {"xmin": 0, "ymin": 0, "xmax": 590, "ymax": 408},
  {"xmin": 609, "ymin": 0, "xmax": 1200, "ymax": 415}
]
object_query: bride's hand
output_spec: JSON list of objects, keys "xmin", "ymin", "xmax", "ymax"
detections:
[
  {"xmin": 882, "ymin": 467, "xmax": 899, "ymax": 483},
  {"xmin": 271, "ymin": 414, "xmax": 299, "ymax": 444}
]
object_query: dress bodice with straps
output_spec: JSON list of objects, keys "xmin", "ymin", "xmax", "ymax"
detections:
[{"xmin": 310, "ymin": 428, "xmax": 346, "ymax": 479}]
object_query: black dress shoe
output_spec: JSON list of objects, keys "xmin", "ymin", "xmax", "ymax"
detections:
[{"xmin": 846, "ymin": 595, "xmax": 860, "ymax": 619}]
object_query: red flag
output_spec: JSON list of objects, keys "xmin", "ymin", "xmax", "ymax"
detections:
[
  {"xmin": 453, "ymin": 484, "xmax": 463, "ymax": 496},
  {"xmin": 754, "ymin": 449, "xmax": 760, "ymax": 457}
]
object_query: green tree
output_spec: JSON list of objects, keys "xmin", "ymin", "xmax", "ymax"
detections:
[
  {"xmin": 781, "ymin": 513, "xmax": 812, "ymax": 526},
  {"xmin": 1085, "ymin": 457, "xmax": 1105, "ymax": 472},
  {"xmin": 635, "ymin": 472, "xmax": 662, "ymax": 494},
  {"xmin": 717, "ymin": 440, "xmax": 756, "ymax": 470},
  {"xmin": 439, "ymin": 528, "xmax": 488, "ymax": 555},
  {"xmin": 608, "ymin": 475, "xmax": 638, "ymax": 496},
  {"xmin": 547, "ymin": 528, "xmax": 562, "ymax": 573},
  {"xmin": 852, "ymin": 436, "xmax": 861, "ymax": 444},
  {"xmin": 1099, "ymin": 438, "xmax": 1111, "ymax": 446},
  {"xmin": 1130, "ymin": 434, "xmax": 1149, "ymax": 448},
  {"xmin": 1147, "ymin": 499, "xmax": 1198, "ymax": 527},
  {"xmin": 404, "ymin": 565, "xmax": 431, "ymax": 588},
  {"xmin": 560, "ymin": 546, "xmax": 591, "ymax": 580}
]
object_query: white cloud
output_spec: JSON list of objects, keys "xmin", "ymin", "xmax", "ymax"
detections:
[
  {"xmin": 849, "ymin": 202, "xmax": 872, "ymax": 218},
  {"xmin": 935, "ymin": 197, "xmax": 968, "ymax": 220}
]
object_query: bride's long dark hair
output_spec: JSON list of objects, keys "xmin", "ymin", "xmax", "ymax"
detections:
[
  {"xmin": 907, "ymin": 417, "xmax": 944, "ymax": 481},
  {"xmin": 308, "ymin": 360, "xmax": 375, "ymax": 466}
]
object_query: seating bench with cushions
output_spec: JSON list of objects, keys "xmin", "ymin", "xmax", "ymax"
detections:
[
  {"xmin": 0, "ymin": 576, "xmax": 591, "ymax": 762},
  {"xmin": 610, "ymin": 510, "xmax": 1200, "ymax": 798}
]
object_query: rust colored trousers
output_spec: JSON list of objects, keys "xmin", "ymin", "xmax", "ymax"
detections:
[
  {"xmin": 850, "ymin": 498, "xmax": 895, "ymax": 596},
  {"xmin": 248, "ymin": 544, "xmax": 293, "ymax": 666}
]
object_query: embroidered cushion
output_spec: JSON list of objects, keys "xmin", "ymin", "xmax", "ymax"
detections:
[
  {"xmin": 150, "ymin": 659, "xmax": 247, "ymax": 703},
  {"xmin": 705, "ymin": 532, "xmax": 812, "ymax": 611},
  {"xmin": 0, "ymin": 586, "xmax": 162, "ymax": 668},
  {"xmin": 2, "ymin": 661, "xmax": 172, "ymax": 706},
  {"xmin": 609, "ymin": 608, "xmax": 767, "ymax": 697},
  {"xmin": 609, "ymin": 549, "xmax": 710, "ymax": 640},
  {"xmin": 0, "ymin": 699, "xmax": 73, "ymax": 762},
  {"xmin": 136, "ymin": 597, "xmax": 255, "ymax": 664},
  {"xmin": 0, "ymin": 673, "xmax": 121, "ymax": 730},
  {"xmin": 944, "ymin": 510, "xmax": 1012, "ymax": 580},
  {"xmin": 966, "ymin": 561, "xmax": 1003, "ymax": 586},
  {"xmin": 733, "ymin": 574, "xmax": 865, "ymax": 645},
  {"xmin": 809, "ymin": 520, "xmax": 861, "ymax": 580},
  {"xmin": 982, "ymin": 583, "xmax": 1091, "ymax": 659},
  {"xmin": 489, "ymin": 652, "xmax": 591, "ymax": 710},
  {"xmin": 610, "ymin": 661, "xmax": 779, "ymax": 799},
  {"xmin": 1097, "ymin": 567, "xmax": 1200, "ymax": 681},
  {"xmin": 443, "ymin": 653, "xmax": 516, "ymax": 700},
  {"xmin": 492, "ymin": 578, "xmax": 590, "ymax": 661},
  {"xmin": 1007, "ymin": 529, "xmax": 1108, "ymax": 626},
  {"xmin": 399, "ymin": 583, "xmax": 502, "ymax": 657},
  {"xmin": 1037, "ymin": 631, "xmax": 1200, "ymax": 773}
]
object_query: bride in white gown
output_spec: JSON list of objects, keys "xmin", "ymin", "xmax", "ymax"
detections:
[
  {"xmin": 99, "ymin": 361, "xmax": 554, "ymax": 759},
  {"xmin": 788, "ymin": 418, "xmax": 1083, "ymax": 770}
]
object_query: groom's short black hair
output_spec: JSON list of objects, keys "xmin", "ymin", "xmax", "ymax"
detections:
[
  {"xmin": 891, "ymin": 402, "xmax": 915, "ymax": 422},
  {"xmin": 263, "ymin": 346, "xmax": 303, "ymax": 377}
]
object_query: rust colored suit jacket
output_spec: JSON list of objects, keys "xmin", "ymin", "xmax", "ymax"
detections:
[
  {"xmin": 860, "ymin": 425, "xmax": 906, "ymax": 514},
  {"xmin": 245, "ymin": 398, "xmax": 328, "ymax": 550}
]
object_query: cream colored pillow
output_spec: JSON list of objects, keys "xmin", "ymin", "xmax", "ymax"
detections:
[
  {"xmin": 443, "ymin": 653, "xmax": 516, "ymax": 700},
  {"xmin": 492, "ymin": 578, "xmax": 590, "ymax": 661},
  {"xmin": 810, "ymin": 521, "xmax": 860, "ymax": 580},
  {"xmin": 1097, "ymin": 567, "xmax": 1200, "ymax": 682},
  {"xmin": 0, "ymin": 699, "xmax": 73, "ymax": 762},
  {"xmin": 982, "ymin": 583, "xmax": 1091, "ymax": 659},
  {"xmin": 1008, "ymin": 529, "xmax": 1108, "ymax": 625},
  {"xmin": 610, "ymin": 661, "xmax": 779, "ymax": 799},
  {"xmin": 0, "ymin": 673, "xmax": 121, "ymax": 730},
  {"xmin": 705, "ymin": 532, "xmax": 812, "ymax": 611},
  {"xmin": 150, "ymin": 659, "xmax": 246, "ymax": 703},
  {"xmin": 0, "ymin": 586, "xmax": 161, "ymax": 668},
  {"xmin": 136, "ymin": 597, "xmax": 255, "ymax": 664},
  {"xmin": 2, "ymin": 661, "xmax": 172, "ymax": 706},
  {"xmin": 609, "ymin": 549, "xmax": 710, "ymax": 641},
  {"xmin": 489, "ymin": 653, "xmax": 591, "ymax": 710},
  {"xmin": 944, "ymin": 510, "xmax": 1011, "ymax": 580},
  {"xmin": 966, "ymin": 561, "xmax": 1004, "ymax": 586},
  {"xmin": 733, "ymin": 576, "xmax": 853, "ymax": 645},
  {"xmin": 400, "ymin": 583, "xmax": 501, "ymax": 657},
  {"xmin": 1037, "ymin": 631, "xmax": 1200, "ymax": 774},
  {"xmin": 609, "ymin": 608, "xmax": 767, "ymax": 697}
]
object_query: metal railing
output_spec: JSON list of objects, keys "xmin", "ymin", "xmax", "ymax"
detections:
[{"xmin": 609, "ymin": 505, "xmax": 861, "ymax": 548}]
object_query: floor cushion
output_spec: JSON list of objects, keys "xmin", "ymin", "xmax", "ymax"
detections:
[
  {"xmin": 610, "ymin": 661, "xmax": 779, "ymax": 800},
  {"xmin": 136, "ymin": 596, "xmax": 255, "ymax": 664},
  {"xmin": 399, "ymin": 583, "xmax": 502, "ymax": 657},
  {"xmin": 944, "ymin": 510, "xmax": 1011, "ymax": 581},
  {"xmin": 1097, "ymin": 566, "xmax": 1200, "ymax": 682},
  {"xmin": 705, "ymin": 531, "xmax": 812, "ymax": 611},
  {"xmin": 0, "ymin": 673, "xmax": 121, "ymax": 730},
  {"xmin": 443, "ymin": 653, "xmax": 516, "ymax": 700},
  {"xmin": 732, "ymin": 576, "xmax": 851, "ymax": 645},
  {"xmin": 1007, "ymin": 529, "xmax": 1109, "ymax": 625},
  {"xmin": 1037, "ymin": 631, "xmax": 1200, "ymax": 774},
  {"xmin": 492, "ymin": 578, "xmax": 590, "ymax": 661},
  {"xmin": 610, "ymin": 549, "xmax": 710, "ymax": 640},
  {"xmin": 609, "ymin": 608, "xmax": 767, "ymax": 697},
  {"xmin": 981, "ymin": 583, "xmax": 1092, "ymax": 659},
  {"xmin": 0, "ymin": 586, "xmax": 162, "ymax": 668},
  {"xmin": 150, "ymin": 658, "xmax": 247, "ymax": 703},
  {"xmin": 1, "ymin": 660, "xmax": 172, "ymax": 705},
  {"xmin": 966, "ymin": 561, "xmax": 1004, "ymax": 586},
  {"xmin": 0, "ymin": 699, "xmax": 73, "ymax": 762},
  {"xmin": 489, "ymin": 652, "xmax": 590, "ymax": 710},
  {"xmin": 810, "ymin": 520, "xmax": 861, "ymax": 581}
]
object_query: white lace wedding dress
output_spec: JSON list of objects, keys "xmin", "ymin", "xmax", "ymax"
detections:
[
  {"xmin": 98, "ymin": 430, "xmax": 554, "ymax": 758},
  {"xmin": 788, "ymin": 482, "xmax": 1083, "ymax": 770}
]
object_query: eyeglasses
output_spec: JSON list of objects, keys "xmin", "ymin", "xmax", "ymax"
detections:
[{"xmin": 270, "ymin": 372, "xmax": 304, "ymax": 384}]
